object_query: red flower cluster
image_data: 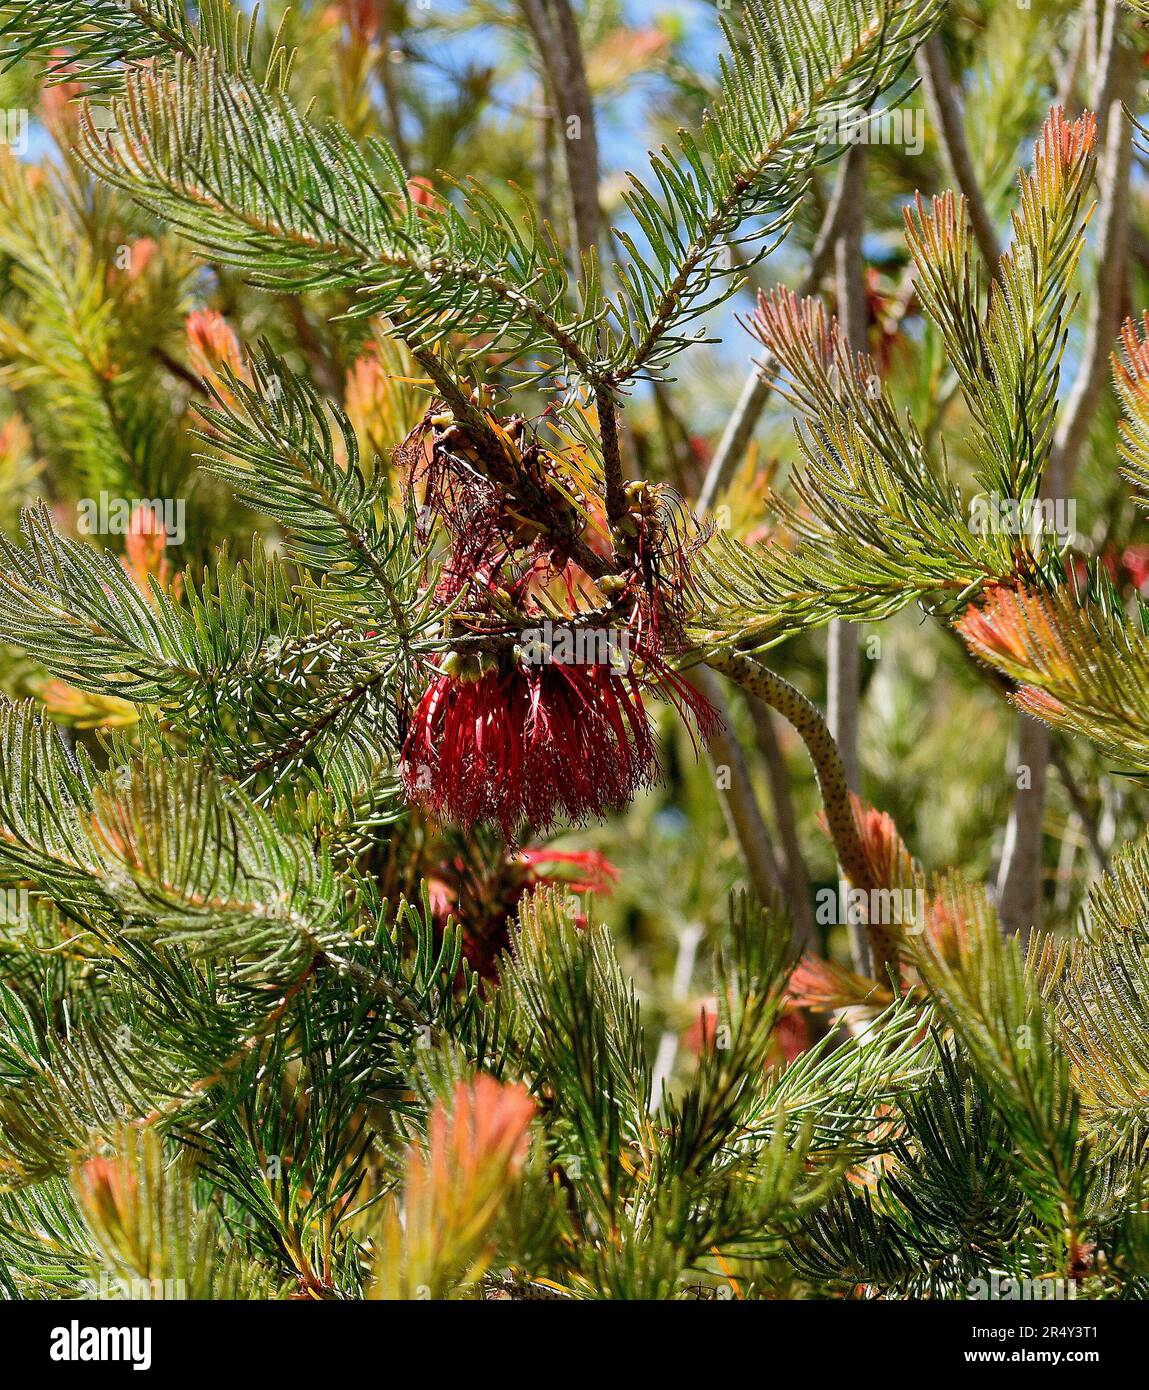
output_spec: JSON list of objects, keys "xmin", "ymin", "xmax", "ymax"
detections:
[
  {"xmin": 426, "ymin": 837, "xmax": 618, "ymax": 978},
  {"xmin": 397, "ymin": 403, "xmax": 719, "ymax": 834},
  {"xmin": 403, "ymin": 655, "xmax": 717, "ymax": 836}
]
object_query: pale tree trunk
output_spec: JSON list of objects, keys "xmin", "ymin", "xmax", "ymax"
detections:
[
  {"xmin": 829, "ymin": 143, "xmax": 868, "ymax": 973},
  {"xmin": 996, "ymin": 21, "xmax": 1131, "ymax": 936},
  {"xmin": 746, "ymin": 697, "xmax": 818, "ymax": 951}
]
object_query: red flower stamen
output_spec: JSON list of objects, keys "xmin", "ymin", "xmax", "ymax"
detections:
[{"xmin": 402, "ymin": 659, "xmax": 718, "ymax": 836}]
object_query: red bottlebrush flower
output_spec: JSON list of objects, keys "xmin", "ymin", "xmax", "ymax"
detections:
[
  {"xmin": 403, "ymin": 658, "xmax": 716, "ymax": 836},
  {"xmin": 688, "ymin": 435, "xmax": 712, "ymax": 466},
  {"xmin": 862, "ymin": 267, "xmax": 913, "ymax": 374},
  {"xmin": 1123, "ymin": 544, "xmax": 1149, "ymax": 591},
  {"xmin": 517, "ymin": 847, "xmax": 619, "ymax": 897},
  {"xmin": 398, "ymin": 402, "xmax": 718, "ymax": 833},
  {"xmin": 426, "ymin": 830, "xmax": 618, "ymax": 979}
]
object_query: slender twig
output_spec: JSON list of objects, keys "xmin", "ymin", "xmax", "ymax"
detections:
[
  {"xmin": 703, "ymin": 649, "xmax": 898, "ymax": 981},
  {"xmin": 152, "ymin": 345, "xmax": 208, "ymax": 396},
  {"xmin": 916, "ymin": 32, "xmax": 1002, "ymax": 275},
  {"xmin": 240, "ymin": 672, "xmax": 388, "ymax": 781},
  {"xmin": 596, "ymin": 382, "xmax": 627, "ymax": 526},
  {"xmin": 1049, "ymin": 742, "xmax": 1107, "ymax": 875},
  {"xmin": 1056, "ymin": 11, "xmax": 1089, "ymax": 112},
  {"xmin": 996, "ymin": 30, "xmax": 1132, "ymax": 937},
  {"xmin": 745, "ymin": 696, "xmax": 817, "ymax": 950},
  {"xmin": 828, "ymin": 143, "xmax": 868, "ymax": 973},
  {"xmin": 994, "ymin": 716, "xmax": 1051, "ymax": 941},
  {"xmin": 517, "ymin": 0, "xmax": 601, "ymax": 255},
  {"xmin": 695, "ymin": 155, "xmax": 855, "ymax": 514},
  {"xmin": 516, "ymin": 0, "xmax": 626, "ymax": 527},
  {"xmin": 692, "ymin": 667, "xmax": 788, "ymax": 914},
  {"xmin": 375, "ymin": 17, "xmax": 412, "ymax": 170},
  {"xmin": 1090, "ymin": 0, "xmax": 1122, "ymax": 120}
]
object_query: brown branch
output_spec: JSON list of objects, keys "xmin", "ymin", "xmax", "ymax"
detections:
[
  {"xmin": 516, "ymin": 1, "xmax": 627, "ymax": 528},
  {"xmin": 695, "ymin": 154, "xmax": 855, "ymax": 514},
  {"xmin": 828, "ymin": 142, "xmax": 868, "ymax": 974},
  {"xmin": 1049, "ymin": 741, "xmax": 1107, "ymax": 875},
  {"xmin": 744, "ymin": 696, "xmax": 817, "ymax": 951},
  {"xmin": 704, "ymin": 649, "xmax": 897, "ymax": 981},
  {"xmin": 692, "ymin": 667, "xmax": 789, "ymax": 920},
  {"xmin": 916, "ymin": 32, "xmax": 1002, "ymax": 274},
  {"xmin": 596, "ymin": 382, "xmax": 627, "ymax": 527},
  {"xmin": 517, "ymin": 0, "xmax": 601, "ymax": 256},
  {"xmin": 997, "ymin": 33, "xmax": 1132, "ymax": 937}
]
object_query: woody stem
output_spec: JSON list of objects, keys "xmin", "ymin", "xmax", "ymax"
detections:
[{"xmin": 702, "ymin": 648, "xmax": 898, "ymax": 980}]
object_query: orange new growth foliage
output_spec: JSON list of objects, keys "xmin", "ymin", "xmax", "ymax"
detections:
[
  {"xmin": 374, "ymin": 1075, "xmax": 535, "ymax": 1297},
  {"xmin": 848, "ymin": 796, "xmax": 1001, "ymax": 967},
  {"xmin": 124, "ymin": 503, "xmax": 175, "ymax": 593},
  {"xmin": 186, "ymin": 310, "xmax": 243, "ymax": 408},
  {"xmin": 905, "ymin": 108, "xmax": 1096, "ymax": 275},
  {"xmin": 850, "ymin": 794, "xmax": 916, "ymax": 891},
  {"xmin": 587, "ymin": 27, "xmax": 669, "ymax": 89},
  {"xmin": 903, "ymin": 188, "xmax": 968, "ymax": 272},
  {"xmin": 414, "ymin": 1075, "xmax": 534, "ymax": 1217},
  {"xmin": 955, "ymin": 585, "xmax": 1073, "ymax": 718},
  {"xmin": 749, "ymin": 287, "xmax": 834, "ymax": 370},
  {"xmin": 76, "ymin": 1152, "xmax": 139, "ymax": 1242},
  {"xmin": 1114, "ymin": 313, "xmax": 1149, "ymax": 488},
  {"xmin": 787, "ymin": 954, "xmax": 894, "ymax": 1013},
  {"xmin": 1115, "ymin": 312, "xmax": 1149, "ymax": 402},
  {"xmin": 800, "ymin": 793, "xmax": 992, "ymax": 1010},
  {"xmin": 37, "ymin": 52, "xmax": 84, "ymax": 137},
  {"xmin": 1025, "ymin": 106, "xmax": 1097, "ymax": 208}
]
